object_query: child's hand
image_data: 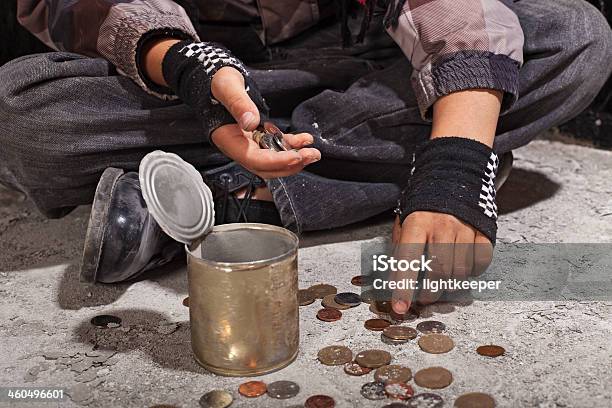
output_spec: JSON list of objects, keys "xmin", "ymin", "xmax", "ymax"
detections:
[{"xmin": 390, "ymin": 212, "xmax": 493, "ymax": 314}]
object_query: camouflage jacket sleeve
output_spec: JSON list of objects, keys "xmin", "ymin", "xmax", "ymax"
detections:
[
  {"xmin": 385, "ymin": 0, "xmax": 524, "ymax": 120},
  {"xmin": 17, "ymin": 0, "xmax": 200, "ymax": 99}
]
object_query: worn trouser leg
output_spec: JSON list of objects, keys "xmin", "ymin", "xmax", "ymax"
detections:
[
  {"xmin": 0, "ymin": 0, "xmax": 610, "ymax": 231},
  {"xmin": 270, "ymin": 0, "xmax": 612, "ymax": 232}
]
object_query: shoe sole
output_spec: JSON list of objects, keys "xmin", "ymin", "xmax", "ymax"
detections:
[{"xmin": 79, "ymin": 167, "xmax": 125, "ymax": 284}]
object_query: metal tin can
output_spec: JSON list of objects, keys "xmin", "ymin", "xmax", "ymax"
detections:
[{"xmin": 186, "ymin": 223, "xmax": 299, "ymax": 376}]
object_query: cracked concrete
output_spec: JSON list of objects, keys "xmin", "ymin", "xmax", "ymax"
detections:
[{"xmin": 0, "ymin": 138, "xmax": 611, "ymax": 407}]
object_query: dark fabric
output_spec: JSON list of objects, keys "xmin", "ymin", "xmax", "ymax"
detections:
[
  {"xmin": 161, "ymin": 40, "xmax": 268, "ymax": 140},
  {"xmin": 0, "ymin": 0, "xmax": 611, "ymax": 232},
  {"xmin": 397, "ymin": 137, "xmax": 499, "ymax": 243}
]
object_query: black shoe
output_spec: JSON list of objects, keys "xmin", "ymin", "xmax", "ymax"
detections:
[
  {"xmin": 80, "ymin": 168, "xmax": 184, "ymax": 284},
  {"xmin": 80, "ymin": 163, "xmax": 281, "ymax": 284}
]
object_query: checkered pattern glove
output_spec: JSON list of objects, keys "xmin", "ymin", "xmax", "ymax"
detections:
[
  {"xmin": 396, "ymin": 137, "xmax": 499, "ymax": 243},
  {"xmin": 162, "ymin": 40, "xmax": 269, "ymax": 141}
]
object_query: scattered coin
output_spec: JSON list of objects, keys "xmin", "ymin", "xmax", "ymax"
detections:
[
  {"xmin": 390, "ymin": 308, "xmax": 419, "ymax": 322},
  {"xmin": 238, "ymin": 381, "xmax": 267, "ymax": 398},
  {"xmin": 416, "ymin": 321, "xmax": 446, "ymax": 334},
  {"xmin": 199, "ymin": 390, "xmax": 233, "ymax": 408},
  {"xmin": 418, "ymin": 334, "xmax": 455, "ymax": 354},
  {"xmin": 414, "ymin": 367, "xmax": 453, "ymax": 389},
  {"xmin": 321, "ymin": 294, "xmax": 351, "ymax": 310},
  {"xmin": 334, "ymin": 292, "xmax": 362, "ymax": 307},
  {"xmin": 351, "ymin": 275, "xmax": 374, "ymax": 286},
  {"xmin": 406, "ymin": 393, "xmax": 444, "ymax": 408},
  {"xmin": 384, "ymin": 382, "xmax": 415, "ymax": 400},
  {"xmin": 381, "ymin": 333, "xmax": 410, "ymax": 346},
  {"xmin": 305, "ymin": 394, "xmax": 335, "ymax": 408},
  {"xmin": 182, "ymin": 297, "xmax": 189, "ymax": 307},
  {"xmin": 374, "ymin": 365, "xmax": 412, "ymax": 384},
  {"xmin": 364, "ymin": 318, "xmax": 391, "ymax": 331},
  {"xmin": 359, "ymin": 290, "xmax": 378, "ymax": 304},
  {"xmin": 317, "ymin": 308, "xmax": 342, "ymax": 322},
  {"xmin": 344, "ymin": 361, "xmax": 372, "ymax": 376},
  {"xmin": 355, "ymin": 349, "xmax": 392, "ymax": 368},
  {"xmin": 299, "ymin": 289, "xmax": 316, "ymax": 306},
  {"xmin": 476, "ymin": 345, "xmax": 505, "ymax": 357},
  {"xmin": 382, "ymin": 326, "xmax": 418, "ymax": 341},
  {"xmin": 370, "ymin": 301, "xmax": 393, "ymax": 315},
  {"xmin": 90, "ymin": 315, "xmax": 121, "ymax": 328},
  {"xmin": 360, "ymin": 381, "xmax": 387, "ymax": 400},
  {"xmin": 318, "ymin": 345, "xmax": 353, "ymax": 366},
  {"xmin": 266, "ymin": 380, "xmax": 300, "ymax": 399},
  {"xmin": 308, "ymin": 284, "xmax": 337, "ymax": 299},
  {"xmin": 454, "ymin": 392, "xmax": 496, "ymax": 408}
]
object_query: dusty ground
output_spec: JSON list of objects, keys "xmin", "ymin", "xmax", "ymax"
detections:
[{"xmin": 0, "ymin": 139, "xmax": 611, "ymax": 408}]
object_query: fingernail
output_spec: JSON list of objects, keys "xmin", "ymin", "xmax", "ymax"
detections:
[
  {"xmin": 393, "ymin": 299, "xmax": 408, "ymax": 314},
  {"xmin": 239, "ymin": 112, "xmax": 255, "ymax": 130}
]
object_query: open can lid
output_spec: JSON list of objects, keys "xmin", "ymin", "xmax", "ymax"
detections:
[{"xmin": 139, "ymin": 151, "xmax": 215, "ymax": 245}]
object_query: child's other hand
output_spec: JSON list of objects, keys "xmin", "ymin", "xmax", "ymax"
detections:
[{"xmin": 390, "ymin": 212, "xmax": 493, "ymax": 314}]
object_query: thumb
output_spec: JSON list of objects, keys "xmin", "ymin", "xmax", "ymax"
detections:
[{"xmin": 211, "ymin": 66, "xmax": 260, "ymax": 131}]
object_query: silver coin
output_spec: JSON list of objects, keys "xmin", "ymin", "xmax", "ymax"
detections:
[
  {"xmin": 416, "ymin": 320, "xmax": 446, "ymax": 334},
  {"xmin": 199, "ymin": 390, "xmax": 233, "ymax": 408},
  {"xmin": 334, "ymin": 292, "xmax": 361, "ymax": 307},
  {"xmin": 267, "ymin": 380, "xmax": 300, "ymax": 399},
  {"xmin": 360, "ymin": 381, "xmax": 386, "ymax": 400},
  {"xmin": 405, "ymin": 393, "xmax": 444, "ymax": 408}
]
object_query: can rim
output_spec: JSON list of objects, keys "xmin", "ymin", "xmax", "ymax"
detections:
[{"xmin": 186, "ymin": 223, "xmax": 298, "ymax": 270}]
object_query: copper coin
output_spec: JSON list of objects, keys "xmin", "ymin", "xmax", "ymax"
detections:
[
  {"xmin": 305, "ymin": 395, "xmax": 335, "ymax": 408},
  {"xmin": 476, "ymin": 345, "xmax": 505, "ymax": 357},
  {"xmin": 384, "ymin": 382, "xmax": 415, "ymax": 400},
  {"xmin": 454, "ymin": 392, "xmax": 496, "ymax": 408},
  {"xmin": 418, "ymin": 334, "xmax": 455, "ymax": 354},
  {"xmin": 199, "ymin": 390, "xmax": 233, "ymax": 408},
  {"xmin": 351, "ymin": 275, "xmax": 374, "ymax": 286},
  {"xmin": 381, "ymin": 333, "xmax": 410, "ymax": 346},
  {"xmin": 390, "ymin": 308, "xmax": 419, "ymax": 322},
  {"xmin": 414, "ymin": 367, "xmax": 453, "ymax": 389},
  {"xmin": 383, "ymin": 326, "xmax": 418, "ymax": 341},
  {"xmin": 308, "ymin": 284, "xmax": 337, "ymax": 299},
  {"xmin": 182, "ymin": 297, "xmax": 189, "ymax": 307},
  {"xmin": 355, "ymin": 349, "xmax": 392, "ymax": 368},
  {"xmin": 360, "ymin": 381, "xmax": 387, "ymax": 400},
  {"xmin": 321, "ymin": 294, "xmax": 351, "ymax": 310},
  {"xmin": 238, "ymin": 381, "xmax": 267, "ymax": 398},
  {"xmin": 298, "ymin": 289, "xmax": 316, "ymax": 306},
  {"xmin": 318, "ymin": 345, "xmax": 353, "ymax": 366},
  {"xmin": 344, "ymin": 361, "xmax": 372, "ymax": 376},
  {"xmin": 90, "ymin": 315, "xmax": 121, "ymax": 328},
  {"xmin": 365, "ymin": 318, "xmax": 391, "ymax": 331},
  {"xmin": 416, "ymin": 320, "xmax": 446, "ymax": 334},
  {"xmin": 317, "ymin": 308, "xmax": 342, "ymax": 322},
  {"xmin": 266, "ymin": 380, "xmax": 300, "ymax": 399},
  {"xmin": 406, "ymin": 393, "xmax": 444, "ymax": 408},
  {"xmin": 334, "ymin": 292, "xmax": 361, "ymax": 307},
  {"xmin": 374, "ymin": 365, "xmax": 412, "ymax": 384}
]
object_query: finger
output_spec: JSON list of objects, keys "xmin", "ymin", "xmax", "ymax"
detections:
[
  {"xmin": 418, "ymin": 233, "xmax": 454, "ymax": 305},
  {"xmin": 244, "ymin": 147, "xmax": 321, "ymax": 173},
  {"xmin": 282, "ymin": 132, "xmax": 315, "ymax": 149},
  {"xmin": 473, "ymin": 232, "xmax": 493, "ymax": 276},
  {"xmin": 211, "ymin": 67, "xmax": 260, "ymax": 131},
  {"xmin": 392, "ymin": 216, "xmax": 427, "ymax": 314},
  {"xmin": 392, "ymin": 216, "xmax": 401, "ymax": 244},
  {"xmin": 453, "ymin": 228, "xmax": 475, "ymax": 284}
]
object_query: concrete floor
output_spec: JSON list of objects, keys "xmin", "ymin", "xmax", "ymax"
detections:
[{"xmin": 0, "ymin": 139, "xmax": 611, "ymax": 408}]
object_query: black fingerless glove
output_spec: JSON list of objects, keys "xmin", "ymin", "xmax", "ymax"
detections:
[
  {"xmin": 396, "ymin": 137, "xmax": 499, "ymax": 243},
  {"xmin": 161, "ymin": 40, "xmax": 269, "ymax": 141}
]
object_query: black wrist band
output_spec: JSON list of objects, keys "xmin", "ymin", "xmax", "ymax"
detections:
[
  {"xmin": 396, "ymin": 137, "xmax": 499, "ymax": 243},
  {"xmin": 162, "ymin": 40, "xmax": 269, "ymax": 141}
]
